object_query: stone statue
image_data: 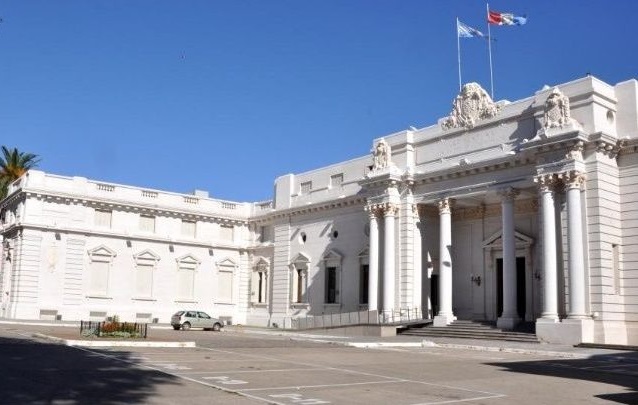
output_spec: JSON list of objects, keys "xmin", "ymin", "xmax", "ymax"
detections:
[
  {"xmin": 442, "ymin": 83, "xmax": 500, "ymax": 130},
  {"xmin": 543, "ymin": 87, "xmax": 571, "ymax": 129},
  {"xmin": 372, "ymin": 139, "xmax": 390, "ymax": 170}
]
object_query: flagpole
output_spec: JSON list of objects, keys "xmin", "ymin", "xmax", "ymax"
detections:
[
  {"xmin": 456, "ymin": 18, "xmax": 462, "ymax": 92},
  {"xmin": 487, "ymin": 3, "xmax": 495, "ymax": 99}
]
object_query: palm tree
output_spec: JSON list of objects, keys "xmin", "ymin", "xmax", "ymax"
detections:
[{"xmin": 0, "ymin": 146, "xmax": 40, "ymax": 199}]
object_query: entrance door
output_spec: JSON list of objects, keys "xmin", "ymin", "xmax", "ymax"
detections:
[
  {"xmin": 430, "ymin": 275, "xmax": 439, "ymax": 318},
  {"xmin": 496, "ymin": 257, "xmax": 526, "ymax": 318}
]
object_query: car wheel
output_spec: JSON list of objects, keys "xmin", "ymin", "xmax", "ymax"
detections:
[
  {"xmin": 172, "ymin": 326, "xmax": 180, "ymax": 330},
  {"xmin": 212, "ymin": 323, "xmax": 222, "ymax": 331},
  {"xmin": 181, "ymin": 322, "xmax": 191, "ymax": 331}
]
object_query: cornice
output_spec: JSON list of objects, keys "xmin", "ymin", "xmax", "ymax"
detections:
[
  {"xmin": 5, "ymin": 222, "xmax": 248, "ymax": 251},
  {"xmin": 270, "ymin": 196, "xmax": 366, "ymax": 220},
  {"xmin": 22, "ymin": 189, "xmax": 249, "ymax": 226},
  {"xmin": 412, "ymin": 154, "xmax": 535, "ymax": 186}
]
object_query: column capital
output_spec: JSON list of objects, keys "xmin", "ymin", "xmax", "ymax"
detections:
[
  {"xmin": 499, "ymin": 187, "xmax": 520, "ymax": 202},
  {"xmin": 438, "ymin": 198, "xmax": 453, "ymax": 215},
  {"xmin": 534, "ymin": 174, "xmax": 559, "ymax": 193},
  {"xmin": 560, "ymin": 171, "xmax": 586, "ymax": 191},
  {"xmin": 382, "ymin": 203, "xmax": 399, "ymax": 217}
]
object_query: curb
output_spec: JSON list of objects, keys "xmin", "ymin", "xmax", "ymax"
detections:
[
  {"xmin": 33, "ymin": 333, "xmax": 196, "ymax": 348},
  {"xmin": 344, "ymin": 340, "xmax": 587, "ymax": 359}
]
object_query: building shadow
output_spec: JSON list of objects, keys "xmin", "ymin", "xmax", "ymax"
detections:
[
  {"xmin": 0, "ymin": 336, "xmax": 180, "ymax": 404},
  {"xmin": 487, "ymin": 352, "xmax": 638, "ymax": 404}
]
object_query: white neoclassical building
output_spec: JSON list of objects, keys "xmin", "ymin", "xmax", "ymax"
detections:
[{"xmin": 2, "ymin": 75, "xmax": 638, "ymax": 345}]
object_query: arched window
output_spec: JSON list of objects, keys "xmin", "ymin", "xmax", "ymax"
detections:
[{"xmin": 251, "ymin": 257, "xmax": 270, "ymax": 306}]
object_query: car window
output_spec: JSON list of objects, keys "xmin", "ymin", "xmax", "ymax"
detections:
[
  {"xmin": 185, "ymin": 311, "xmax": 196, "ymax": 317},
  {"xmin": 198, "ymin": 312, "xmax": 211, "ymax": 319}
]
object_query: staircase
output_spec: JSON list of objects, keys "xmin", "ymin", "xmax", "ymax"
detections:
[{"xmin": 399, "ymin": 320, "xmax": 539, "ymax": 343}]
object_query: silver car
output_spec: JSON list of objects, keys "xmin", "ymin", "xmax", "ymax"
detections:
[{"xmin": 171, "ymin": 310, "xmax": 223, "ymax": 331}]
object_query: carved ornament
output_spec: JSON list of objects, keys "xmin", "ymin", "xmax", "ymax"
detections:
[
  {"xmin": 371, "ymin": 139, "xmax": 391, "ymax": 171},
  {"xmin": 441, "ymin": 83, "xmax": 500, "ymax": 130}
]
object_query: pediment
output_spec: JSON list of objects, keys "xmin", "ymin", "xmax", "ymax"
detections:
[
  {"xmin": 483, "ymin": 230, "xmax": 534, "ymax": 249},
  {"xmin": 322, "ymin": 249, "xmax": 343, "ymax": 261},
  {"xmin": 87, "ymin": 245, "xmax": 117, "ymax": 259},
  {"xmin": 133, "ymin": 249, "xmax": 161, "ymax": 264},
  {"xmin": 176, "ymin": 253, "xmax": 200, "ymax": 266},
  {"xmin": 254, "ymin": 256, "xmax": 270, "ymax": 269},
  {"xmin": 291, "ymin": 252, "xmax": 310, "ymax": 265},
  {"xmin": 217, "ymin": 257, "xmax": 237, "ymax": 268}
]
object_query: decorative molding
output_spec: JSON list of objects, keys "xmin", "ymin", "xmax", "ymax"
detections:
[
  {"xmin": 565, "ymin": 140, "xmax": 585, "ymax": 161},
  {"xmin": 560, "ymin": 171, "xmax": 587, "ymax": 190},
  {"xmin": 536, "ymin": 87, "xmax": 581, "ymax": 138},
  {"xmin": 534, "ymin": 173, "xmax": 559, "ymax": 193},
  {"xmin": 438, "ymin": 198, "xmax": 453, "ymax": 215},
  {"xmin": 498, "ymin": 187, "xmax": 520, "ymax": 202},
  {"xmin": 441, "ymin": 83, "xmax": 500, "ymax": 130}
]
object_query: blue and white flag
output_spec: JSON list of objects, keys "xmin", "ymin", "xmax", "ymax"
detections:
[{"xmin": 457, "ymin": 20, "xmax": 485, "ymax": 38}]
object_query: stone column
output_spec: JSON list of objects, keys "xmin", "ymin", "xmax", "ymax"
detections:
[
  {"xmin": 413, "ymin": 204, "xmax": 423, "ymax": 314},
  {"xmin": 565, "ymin": 172, "xmax": 588, "ymax": 319},
  {"xmin": 382, "ymin": 204, "xmax": 398, "ymax": 313},
  {"xmin": 433, "ymin": 198, "xmax": 455, "ymax": 326},
  {"xmin": 367, "ymin": 206, "xmax": 380, "ymax": 312},
  {"xmin": 538, "ymin": 175, "xmax": 559, "ymax": 320},
  {"xmin": 497, "ymin": 188, "xmax": 520, "ymax": 330}
]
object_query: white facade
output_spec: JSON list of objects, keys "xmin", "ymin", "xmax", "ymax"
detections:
[{"xmin": 2, "ymin": 75, "xmax": 638, "ymax": 345}]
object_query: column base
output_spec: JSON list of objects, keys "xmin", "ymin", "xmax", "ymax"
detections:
[
  {"xmin": 433, "ymin": 313, "xmax": 456, "ymax": 327},
  {"xmin": 496, "ymin": 315, "xmax": 520, "ymax": 330},
  {"xmin": 536, "ymin": 318, "xmax": 594, "ymax": 344}
]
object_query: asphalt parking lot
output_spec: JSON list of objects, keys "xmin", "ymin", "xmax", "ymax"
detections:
[{"xmin": 2, "ymin": 324, "xmax": 638, "ymax": 404}]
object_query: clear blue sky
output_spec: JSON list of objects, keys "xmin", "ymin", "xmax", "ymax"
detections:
[{"xmin": 1, "ymin": 1, "xmax": 636, "ymax": 202}]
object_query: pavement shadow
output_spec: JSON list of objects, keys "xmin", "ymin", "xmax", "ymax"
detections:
[
  {"xmin": 0, "ymin": 336, "xmax": 180, "ymax": 404},
  {"xmin": 487, "ymin": 352, "xmax": 638, "ymax": 404}
]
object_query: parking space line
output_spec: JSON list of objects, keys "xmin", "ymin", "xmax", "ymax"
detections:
[
  {"xmin": 239, "ymin": 379, "xmax": 404, "ymax": 392},
  {"xmin": 410, "ymin": 393, "xmax": 507, "ymax": 405},
  {"xmin": 178, "ymin": 367, "xmax": 323, "ymax": 375},
  {"xmin": 198, "ymin": 346, "xmax": 506, "ymax": 398}
]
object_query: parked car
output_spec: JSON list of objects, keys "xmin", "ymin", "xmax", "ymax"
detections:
[{"xmin": 171, "ymin": 310, "xmax": 223, "ymax": 331}]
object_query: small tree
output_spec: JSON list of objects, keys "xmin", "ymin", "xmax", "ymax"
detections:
[{"xmin": 0, "ymin": 146, "xmax": 40, "ymax": 199}]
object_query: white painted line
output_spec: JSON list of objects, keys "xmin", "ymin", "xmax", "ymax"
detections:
[
  {"xmin": 197, "ymin": 346, "xmax": 505, "ymax": 398},
  {"xmin": 64, "ymin": 339, "xmax": 196, "ymax": 348},
  {"xmin": 409, "ymin": 394, "xmax": 507, "ymax": 405},
  {"xmin": 239, "ymin": 379, "xmax": 404, "ymax": 392},
  {"xmin": 179, "ymin": 368, "xmax": 322, "ymax": 375}
]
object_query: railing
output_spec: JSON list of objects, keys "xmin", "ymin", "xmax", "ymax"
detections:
[
  {"xmin": 284, "ymin": 307, "xmax": 424, "ymax": 330},
  {"xmin": 80, "ymin": 321, "xmax": 148, "ymax": 338}
]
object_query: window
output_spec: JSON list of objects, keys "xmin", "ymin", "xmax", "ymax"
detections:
[
  {"xmin": 133, "ymin": 250, "xmax": 160, "ymax": 299},
  {"xmin": 325, "ymin": 267, "xmax": 337, "ymax": 303},
  {"xmin": 217, "ymin": 258, "xmax": 236, "ymax": 303},
  {"xmin": 87, "ymin": 246, "xmax": 117, "ymax": 297},
  {"xmin": 290, "ymin": 253, "xmax": 310, "ymax": 305},
  {"xmin": 181, "ymin": 220, "xmax": 196, "ymax": 238},
  {"xmin": 322, "ymin": 250, "xmax": 342, "ymax": 304},
  {"xmin": 139, "ymin": 215, "xmax": 155, "ymax": 233},
  {"xmin": 251, "ymin": 258, "xmax": 269, "ymax": 305},
  {"xmin": 300, "ymin": 181, "xmax": 312, "ymax": 195},
  {"xmin": 219, "ymin": 224, "xmax": 234, "ymax": 241},
  {"xmin": 176, "ymin": 255, "xmax": 200, "ymax": 301},
  {"xmin": 360, "ymin": 264, "xmax": 369, "ymax": 304},
  {"xmin": 94, "ymin": 209, "xmax": 112, "ymax": 228},
  {"xmin": 330, "ymin": 173, "xmax": 344, "ymax": 188}
]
